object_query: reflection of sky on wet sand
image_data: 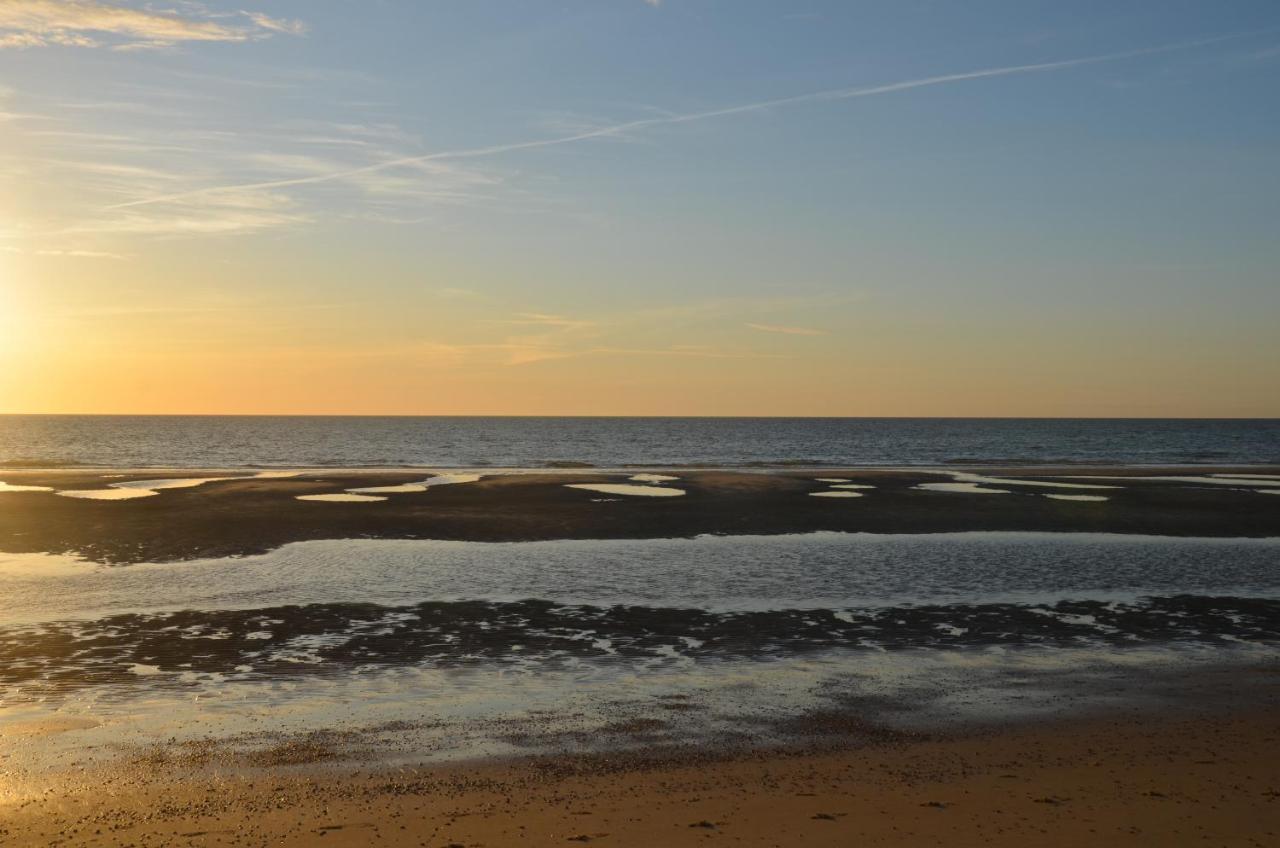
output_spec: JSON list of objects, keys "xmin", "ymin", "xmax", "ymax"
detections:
[
  {"xmin": 1046, "ymin": 494, "xmax": 1109, "ymax": 502},
  {"xmin": 297, "ymin": 493, "xmax": 387, "ymax": 503},
  {"xmin": 1, "ymin": 634, "xmax": 1276, "ymax": 783},
  {"xmin": 13, "ymin": 532, "xmax": 1277, "ymax": 623},
  {"xmin": 567, "ymin": 483, "xmax": 686, "ymax": 497},
  {"xmin": 56, "ymin": 488, "xmax": 159, "ymax": 500},
  {"xmin": 347, "ymin": 482, "xmax": 432, "ymax": 493},
  {"xmin": 112, "ymin": 477, "xmax": 235, "ymax": 491},
  {"xmin": 423, "ymin": 473, "xmax": 484, "ymax": 486},
  {"xmin": 916, "ymin": 482, "xmax": 1010, "ymax": 495},
  {"xmin": 0, "ymin": 481, "xmax": 54, "ymax": 493},
  {"xmin": 1067, "ymin": 475, "xmax": 1280, "ymax": 488},
  {"xmin": 54, "ymin": 470, "xmax": 301, "ymax": 501},
  {"xmin": 348, "ymin": 473, "xmax": 486, "ymax": 494},
  {"xmin": 811, "ymin": 478, "xmax": 872, "ymax": 497},
  {"xmin": 949, "ymin": 472, "xmax": 1117, "ymax": 490},
  {"xmin": 3, "ymin": 531, "xmax": 1278, "ymax": 779}
]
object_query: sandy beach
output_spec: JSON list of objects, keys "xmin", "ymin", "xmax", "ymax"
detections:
[{"xmin": 3, "ymin": 464, "xmax": 1278, "ymax": 846}]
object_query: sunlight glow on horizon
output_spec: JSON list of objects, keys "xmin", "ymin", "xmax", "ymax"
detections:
[{"xmin": 0, "ymin": 264, "xmax": 22, "ymax": 359}]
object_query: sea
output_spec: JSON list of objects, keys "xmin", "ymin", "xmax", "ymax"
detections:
[{"xmin": 1, "ymin": 415, "xmax": 1278, "ymax": 468}]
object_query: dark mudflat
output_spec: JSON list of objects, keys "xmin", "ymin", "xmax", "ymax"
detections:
[{"xmin": 0, "ymin": 466, "xmax": 1277, "ymax": 564}]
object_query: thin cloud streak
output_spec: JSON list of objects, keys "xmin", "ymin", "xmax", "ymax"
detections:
[
  {"xmin": 746, "ymin": 323, "xmax": 826, "ymax": 336},
  {"xmin": 35, "ymin": 248, "xmax": 129, "ymax": 260},
  {"xmin": 0, "ymin": 1, "xmax": 305, "ymax": 51},
  {"xmin": 11, "ymin": 111, "xmax": 510, "ymax": 240},
  {"xmin": 108, "ymin": 32, "xmax": 1249, "ymax": 212}
]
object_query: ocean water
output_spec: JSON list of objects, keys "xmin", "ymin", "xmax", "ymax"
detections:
[{"xmin": 1, "ymin": 415, "xmax": 1277, "ymax": 468}]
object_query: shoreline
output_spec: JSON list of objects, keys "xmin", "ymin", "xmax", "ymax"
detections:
[
  {"xmin": 5, "ymin": 701, "xmax": 1278, "ymax": 846},
  {"xmin": 5, "ymin": 609, "xmax": 1277, "ymax": 787}
]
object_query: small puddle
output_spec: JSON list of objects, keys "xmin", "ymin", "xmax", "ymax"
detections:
[
  {"xmin": 347, "ymin": 482, "xmax": 431, "ymax": 494},
  {"xmin": 111, "ymin": 478, "xmax": 235, "ymax": 491},
  {"xmin": 348, "ymin": 473, "xmax": 485, "ymax": 494},
  {"xmin": 566, "ymin": 483, "xmax": 685, "ymax": 498},
  {"xmin": 296, "ymin": 494, "xmax": 388, "ymax": 503},
  {"xmin": 916, "ymin": 482, "xmax": 1010, "ymax": 495},
  {"xmin": 57, "ymin": 489, "xmax": 159, "ymax": 501},
  {"xmin": 0, "ymin": 482, "xmax": 54, "ymax": 494},
  {"xmin": 1065, "ymin": 475, "xmax": 1280, "ymax": 488},
  {"xmin": 949, "ymin": 473, "xmax": 1117, "ymax": 490},
  {"xmin": 55, "ymin": 471, "xmax": 300, "ymax": 501}
]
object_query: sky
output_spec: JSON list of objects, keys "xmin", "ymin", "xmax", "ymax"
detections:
[{"xmin": 1, "ymin": 0, "xmax": 1278, "ymax": 417}]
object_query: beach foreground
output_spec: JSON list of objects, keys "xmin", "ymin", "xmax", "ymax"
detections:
[
  {"xmin": 2, "ymin": 465, "xmax": 1278, "ymax": 845},
  {"xmin": 4, "ymin": 708, "xmax": 1277, "ymax": 847}
]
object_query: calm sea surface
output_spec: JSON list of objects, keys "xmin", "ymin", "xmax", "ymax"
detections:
[{"xmin": 1, "ymin": 416, "xmax": 1277, "ymax": 468}]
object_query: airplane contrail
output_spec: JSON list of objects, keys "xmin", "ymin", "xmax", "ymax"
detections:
[{"xmin": 106, "ymin": 33, "xmax": 1246, "ymax": 211}]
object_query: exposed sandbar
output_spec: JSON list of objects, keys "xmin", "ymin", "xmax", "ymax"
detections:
[{"xmin": 0, "ymin": 466, "xmax": 1275, "ymax": 564}]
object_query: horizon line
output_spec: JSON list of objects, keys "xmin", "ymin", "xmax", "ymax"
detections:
[{"xmin": 1, "ymin": 413, "xmax": 1277, "ymax": 421}]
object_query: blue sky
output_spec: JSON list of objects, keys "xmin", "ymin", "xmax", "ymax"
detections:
[{"xmin": 1, "ymin": 1, "xmax": 1278, "ymax": 415}]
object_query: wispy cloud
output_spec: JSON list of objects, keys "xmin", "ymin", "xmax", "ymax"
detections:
[
  {"xmin": 60, "ymin": 300, "xmax": 352, "ymax": 318},
  {"xmin": 745, "ymin": 323, "xmax": 826, "ymax": 336},
  {"xmin": 35, "ymin": 247, "xmax": 129, "ymax": 259},
  {"xmin": 242, "ymin": 12, "xmax": 307, "ymax": 37},
  {"xmin": 53, "ymin": 186, "xmax": 311, "ymax": 238},
  {"xmin": 464, "ymin": 310, "xmax": 790, "ymax": 366},
  {"xmin": 356, "ymin": 341, "xmax": 783, "ymax": 369},
  {"xmin": 108, "ymin": 32, "xmax": 1249, "ymax": 212},
  {"xmin": 9, "ymin": 29, "xmax": 1255, "ymax": 253},
  {"xmin": 0, "ymin": 1, "xmax": 305, "ymax": 51},
  {"xmin": 585, "ymin": 346, "xmax": 782, "ymax": 360},
  {"xmin": 434, "ymin": 287, "xmax": 489, "ymax": 301},
  {"xmin": 10, "ymin": 110, "xmax": 508, "ymax": 243},
  {"xmin": 490, "ymin": 312, "xmax": 603, "ymax": 364},
  {"xmin": 499, "ymin": 313, "xmax": 599, "ymax": 331},
  {"xmin": 1242, "ymin": 43, "xmax": 1280, "ymax": 62}
]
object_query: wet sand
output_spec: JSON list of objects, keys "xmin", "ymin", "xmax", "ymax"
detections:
[
  {"xmin": 8, "ymin": 594, "xmax": 1279, "ymax": 692},
  {"xmin": 4, "ymin": 707, "xmax": 1278, "ymax": 847},
  {"xmin": 0, "ymin": 466, "xmax": 1277, "ymax": 563}
]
